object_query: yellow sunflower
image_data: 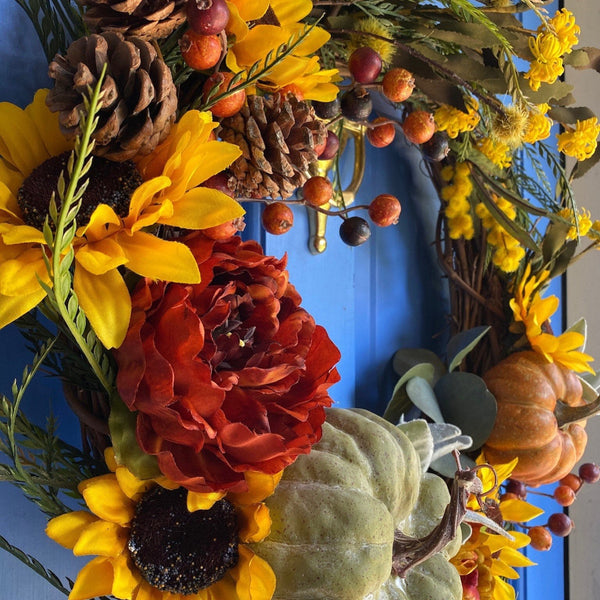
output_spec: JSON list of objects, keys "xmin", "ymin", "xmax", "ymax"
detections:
[
  {"xmin": 46, "ymin": 448, "xmax": 278, "ymax": 600},
  {"xmin": 509, "ymin": 263, "xmax": 594, "ymax": 373},
  {"xmin": 0, "ymin": 90, "xmax": 244, "ymax": 349},
  {"xmin": 225, "ymin": 0, "xmax": 338, "ymax": 101}
]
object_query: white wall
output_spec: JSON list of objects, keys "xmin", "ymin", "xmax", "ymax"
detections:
[{"xmin": 564, "ymin": 2, "xmax": 600, "ymax": 598}]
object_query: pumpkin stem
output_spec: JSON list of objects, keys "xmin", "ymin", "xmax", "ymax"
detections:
[
  {"xmin": 391, "ymin": 455, "xmax": 483, "ymax": 578},
  {"xmin": 555, "ymin": 395, "xmax": 600, "ymax": 428}
]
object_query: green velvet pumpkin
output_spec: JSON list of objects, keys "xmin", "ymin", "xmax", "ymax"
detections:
[{"xmin": 252, "ymin": 408, "xmax": 462, "ymax": 600}]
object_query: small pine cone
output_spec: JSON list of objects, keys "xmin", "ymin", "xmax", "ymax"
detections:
[
  {"xmin": 80, "ymin": 0, "xmax": 187, "ymax": 41},
  {"xmin": 46, "ymin": 32, "xmax": 178, "ymax": 161},
  {"xmin": 220, "ymin": 94, "xmax": 327, "ymax": 199}
]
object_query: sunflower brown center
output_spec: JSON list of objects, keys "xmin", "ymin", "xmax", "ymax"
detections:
[
  {"xmin": 17, "ymin": 152, "xmax": 142, "ymax": 230},
  {"xmin": 128, "ymin": 487, "xmax": 239, "ymax": 594}
]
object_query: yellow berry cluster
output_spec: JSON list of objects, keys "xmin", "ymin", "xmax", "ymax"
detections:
[
  {"xmin": 441, "ymin": 162, "xmax": 474, "ymax": 240},
  {"xmin": 476, "ymin": 196, "xmax": 525, "ymax": 273}
]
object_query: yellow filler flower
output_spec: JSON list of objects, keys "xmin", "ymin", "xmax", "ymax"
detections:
[
  {"xmin": 225, "ymin": 0, "xmax": 338, "ymax": 101},
  {"xmin": 46, "ymin": 448, "xmax": 279, "ymax": 600},
  {"xmin": 557, "ymin": 117, "xmax": 600, "ymax": 161},
  {"xmin": 509, "ymin": 263, "xmax": 594, "ymax": 373},
  {"xmin": 0, "ymin": 90, "xmax": 243, "ymax": 349}
]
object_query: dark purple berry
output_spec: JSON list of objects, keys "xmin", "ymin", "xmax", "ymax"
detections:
[
  {"xmin": 547, "ymin": 512, "xmax": 573, "ymax": 537},
  {"xmin": 579, "ymin": 462, "xmax": 600, "ymax": 484},
  {"xmin": 340, "ymin": 87, "xmax": 373, "ymax": 122},
  {"xmin": 422, "ymin": 132, "xmax": 450, "ymax": 162},
  {"xmin": 348, "ymin": 47, "xmax": 382, "ymax": 84},
  {"xmin": 339, "ymin": 216, "xmax": 371, "ymax": 246},
  {"xmin": 318, "ymin": 130, "xmax": 340, "ymax": 160},
  {"xmin": 504, "ymin": 479, "xmax": 527, "ymax": 499},
  {"xmin": 312, "ymin": 97, "xmax": 341, "ymax": 120},
  {"xmin": 186, "ymin": 0, "xmax": 230, "ymax": 35}
]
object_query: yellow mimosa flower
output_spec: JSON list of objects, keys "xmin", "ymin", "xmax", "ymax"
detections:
[{"xmin": 557, "ymin": 117, "xmax": 600, "ymax": 161}]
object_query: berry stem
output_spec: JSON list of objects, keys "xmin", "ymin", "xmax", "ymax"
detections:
[{"xmin": 238, "ymin": 197, "xmax": 370, "ymax": 217}]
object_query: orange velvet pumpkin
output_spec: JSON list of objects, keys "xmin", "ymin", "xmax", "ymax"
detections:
[{"xmin": 483, "ymin": 351, "xmax": 588, "ymax": 486}]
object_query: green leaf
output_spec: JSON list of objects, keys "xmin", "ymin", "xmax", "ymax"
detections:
[
  {"xmin": 406, "ymin": 377, "xmax": 445, "ymax": 423},
  {"xmin": 434, "ymin": 372, "xmax": 497, "ymax": 449},
  {"xmin": 396, "ymin": 419, "xmax": 433, "ymax": 473},
  {"xmin": 563, "ymin": 49, "xmax": 592, "ymax": 68},
  {"xmin": 109, "ymin": 394, "xmax": 161, "ymax": 481},
  {"xmin": 579, "ymin": 376, "xmax": 599, "ymax": 403},
  {"xmin": 447, "ymin": 326, "xmax": 490, "ymax": 372},
  {"xmin": 383, "ymin": 363, "xmax": 437, "ymax": 424},
  {"xmin": 547, "ymin": 239, "xmax": 578, "ymax": 279},
  {"xmin": 430, "ymin": 451, "xmax": 476, "ymax": 478},
  {"xmin": 542, "ymin": 221, "xmax": 572, "ymax": 265},
  {"xmin": 570, "ymin": 143, "xmax": 600, "ymax": 180},
  {"xmin": 392, "ymin": 348, "xmax": 447, "ymax": 382},
  {"xmin": 548, "ymin": 105, "xmax": 596, "ymax": 124}
]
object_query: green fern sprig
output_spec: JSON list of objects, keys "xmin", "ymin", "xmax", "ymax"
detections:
[
  {"xmin": 37, "ymin": 65, "xmax": 116, "ymax": 399},
  {"xmin": 13, "ymin": 0, "xmax": 85, "ymax": 60}
]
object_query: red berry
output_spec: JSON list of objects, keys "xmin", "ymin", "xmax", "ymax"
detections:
[
  {"xmin": 203, "ymin": 72, "xmax": 246, "ymax": 118},
  {"xmin": 276, "ymin": 84, "xmax": 304, "ymax": 101},
  {"xmin": 339, "ymin": 216, "xmax": 371, "ymax": 246},
  {"xmin": 202, "ymin": 217, "xmax": 245, "ymax": 240},
  {"xmin": 579, "ymin": 462, "xmax": 600, "ymax": 483},
  {"xmin": 368, "ymin": 193, "xmax": 401, "ymax": 227},
  {"xmin": 318, "ymin": 130, "xmax": 340, "ymax": 160},
  {"xmin": 180, "ymin": 30, "xmax": 222, "ymax": 71},
  {"xmin": 366, "ymin": 117, "xmax": 396, "ymax": 148},
  {"xmin": 547, "ymin": 512, "xmax": 574, "ymax": 537},
  {"xmin": 262, "ymin": 202, "xmax": 294, "ymax": 235},
  {"xmin": 402, "ymin": 110, "xmax": 436, "ymax": 145},
  {"xmin": 348, "ymin": 47, "xmax": 382, "ymax": 84},
  {"xmin": 382, "ymin": 68, "xmax": 415, "ymax": 103},
  {"xmin": 203, "ymin": 172, "xmax": 235, "ymax": 196},
  {"xmin": 529, "ymin": 526, "xmax": 553, "ymax": 551},
  {"xmin": 302, "ymin": 176, "xmax": 333, "ymax": 207},
  {"xmin": 560, "ymin": 473, "xmax": 583, "ymax": 492},
  {"xmin": 553, "ymin": 485, "xmax": 577, "ymax": 507},
  {"xmin": 186, "ymin": 0, "xmax": 230, "ymax": 35},
  {"xmin": 504, "ymin": 479, "xmax": 527, "ymax": 500}
]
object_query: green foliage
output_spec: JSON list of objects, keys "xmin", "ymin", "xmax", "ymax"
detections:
[{"xmin": 13, "ymin": 0, "xmax": 85, "ymax": 60}]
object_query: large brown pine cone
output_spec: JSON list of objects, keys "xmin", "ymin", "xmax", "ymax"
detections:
[
  {"xmin": 46, "ymin": 32, "xmax": 178, "ymax": 161},
  {"xmin": 219, "ymin": 94, "xmax": 327, "ymax": 199},
  {"xmin": 80, "ymin": 0, "xmax": 187, "ymax": 41}
]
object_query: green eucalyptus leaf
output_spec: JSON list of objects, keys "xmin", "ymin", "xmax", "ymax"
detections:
[
  {"xmin": 548, "ymin": 239, "xmax": 578, "ymax": 279},
  {"xmin": 406, "ymin": 377, "xmax": 445, "ymax": 423},
  {"xmin": 397, "ymin": 419, "xmax": 434, "ymax": 473},
  {"xmin": 434, "ymin": 372, "xmax": 497, "ymax": 449},
  {"xmin": 542, "ymin": 221, "xmax": 572, "ymax": 264},
  {"xmin": 428, "ymin": 422, "xmax": 473, "ymax": 462},
  {"xmin": 447, "ymin": 326, "xmax": 490, "ymax": 372},
  {"xmin": 579, "ymin": 375, "xmax": 599, "ymax": 403},
  {"xmin": 581, "ymin": 371, "xmax": 600, "ymax": 391},
  {"xmin": 430, "ymin": 451, "xmax": 476, "ymax": 478},
  {"xmin": 393, "ymin": 348, "xmax": 446, "ymax": 381},
  {"xmin": 109, "ymin": 394, "xmax": 161, "ymax": 480},
  {"xmin": 548, "ymin": 105, "xmax": 596, "ymax": 124},
  {"xmin": 571, "ymin": 143, "xmax": 600, "ymax": 179},
  {"xmin": 384, "ymin": 363, "xmax": 436, "ymax": 424}
]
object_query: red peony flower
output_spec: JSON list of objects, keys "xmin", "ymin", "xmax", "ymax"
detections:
[{"xmin": 114, "ymin": 233, "xmax": 341, "ymax": 492}]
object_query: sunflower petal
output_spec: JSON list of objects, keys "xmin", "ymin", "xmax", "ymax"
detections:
[
  {"xmin": 1, "ymin": 223, "xmax": 46, "ymax": 245},
  {"xmin": 185, "ymin": 141, "xmax": 242, "ymax": 191},
  {"xmin": 500, "ymin": 498, "xmax": 544, "ymax": 523},
  {"xmin": 117, "ymin": 231, "xmax": 201, "ymax": 283},
  {"xmin": 69, "ymin": 556, "xmax": 115, "ymax": 600},
  {"xmin": 111, "ymin": 552, "xmax": 141, "ymax": 598},
  {"xmin": 0, "ymin": 99, "xmax": 49, "ymax": 176},
  {"xmin": 115, "ymin": 465, "xmax": 157, "ymax": 502},
  {"xmin": 74, "ymin": 265, "xmax": 132, "ymax": 350},
  {"xmin": 492, "ymin": 576, "xmax": 517, "ymax": 600},
  {"xmin": 0, "ymin": 247, "xmax": 49, "ymax": 295},
  {"xmin": 158, "ymin": 187, "xmax": 244, "ymax": 230},
  {"xmin": 126, "ymin": 176, "xmax": 172, "ymax": 224},
  {"xmin": 73, "ymin": 519, "xmax": 128, "ymax": 557},
  {"xmin": 230, "ymin": 471, "xmax": 283, "ymax": 505},
  {"xmin": 75, "ymin": 238, "xmax": 128, "ymax": 275},
  {"xmin": 80, "ymin": 204, "xmax": 122, "ymax": 240},
  {"xmin": 78, "ymin": 474, "xmax": 136, "ymax": 525},
  {"xmin": 25, "ymin": 89, "xmax": 73, "ymax": 158},
  {"xmin": 270, "ymin": 0, "xmax": 312, "ymax": 23},
  {"xmin": 232, "ymin": 545, "xmax": 276, "ymax": 600},
  {"xmin": 0, "ymin": 288, "xmax": 47, "ymax": 329},
  {"xmin": 237, "ymin": 503, "xmax": 271, "ymax": 543},
  {"xmin": 187, "ymin": 491, "xmax": 226, "ymax": 512},
  {"xmin": 489, "ymin": 559, "xmax": 520, "ymax": 580},
  {"xmin": 46, "ymin": 511, "xmax": 98, "ymax": 549},
  {"xmin": 498, "ymin": 546, "xmax": 537, "ymax": 568}
]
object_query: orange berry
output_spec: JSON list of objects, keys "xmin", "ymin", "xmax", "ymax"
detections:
[
  {"xmin": 367, "ymin": 117, "xmax": 396, "ymax": 148},
  {"xmin": 368, "ymin": 193, "xmax": 401, "ymax": 227},
  {"xmin": 560, "ymin": 473, "xmax": 583, "ymax": 493},
  {"xmin": 402, "ymin": 110, "xmax": 436, "ymax": 145},
  {"xmin": 179, "ymin": 30, "xmax": 222, "ymax": 71},
  {"xmin": 553, "ymin": 485, "xmax": 577, "ymax": 507},
  {"xmin": 302, "ymin": 176, "xmax": 333, "ymax": 207},
  {"xmin": 382, "ymin": 68, "xmax": 415, "ymax": 103},
  {"xmin": 276, "ymin": 84, "xmax": 304, "ymax": 101},
  {"xmin": 202, "ymin": 217, "xmax": 245, "ymax": 240},
  {"xmin": 203, "ymin": 72, "xmax": 246, "ymax": 118},
  {"xmin": 262, "ymin": 202, "xmax": 294, "ymax": 235},
  {"xmin": 529, "ymin": 526, "xmax": 553, "ymax": 551}
]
